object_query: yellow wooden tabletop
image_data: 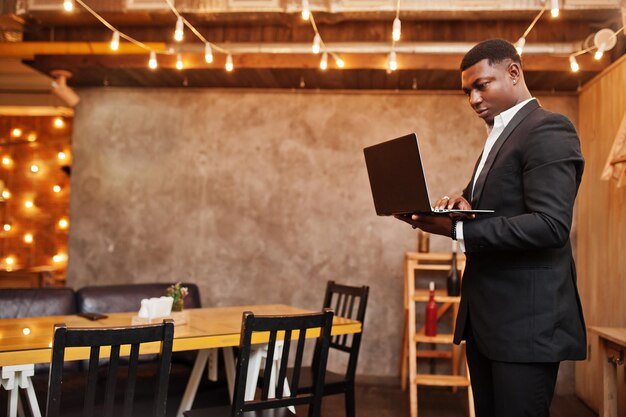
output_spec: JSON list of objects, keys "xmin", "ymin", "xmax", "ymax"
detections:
[{"xmin": 0, "ymin": 304, "xmax": 362, "ymax": 366}]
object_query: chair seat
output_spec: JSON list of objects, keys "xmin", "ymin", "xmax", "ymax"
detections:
[
  {"xmin": 184, "ymin": 405, "xmax": 297, "ymax": 417},
  {"xmin": 259, "ymin": 367, "xmax": 348, "ymax": 395}
]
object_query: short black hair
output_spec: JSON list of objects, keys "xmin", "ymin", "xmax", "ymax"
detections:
[{"xmin": 460, "ymin": 39, "xmax": 521, "ymax": 71}]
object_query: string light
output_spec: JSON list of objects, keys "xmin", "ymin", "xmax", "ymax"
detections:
[
  {"xmin": 176, "ymin": 53, "xmax": 184, "ymax": 70},
  {"xmin": 22, "ymin": 327, "xmax": 31, "ymax": 335},
  {"xmin": 569, "ymin": 55, "xmax": 580, "ymax": 72},
  {"xmin": 59, "ymin": 218, "xmax": 69, "ymax": 229},
  {"xmin": 30, "ymin": 164, "xmax": 39, "ymax": 173},
  {"xmin": 53, "ymin": 185, "xmax": 62, "ymax": 193},
  {"xmin": 53, "ymin": 253, "xmax": 67, "ymax": 263},
  {"xmin": 3, "ymin": 224, "xmax": 11, "ymax": 232},
  {"xmin": 387, "ymin": 51, "xmax": 398, "ymax": 71},
  {"xmin": 312, "ymin": 34, "xmax": 321, "ymax": 54},
  {"xmin": 2, "ymin": 190, "xmax": 10, "ymax": 199},
  {"xmin": 58, "ymin": 151, "xmax": 67, "ymax": 160},
  {"xmin": 53, "ymin": 117, "xmax": 64, "ymax": 128},
  {"xmin": 11, "ymin": 128, "xmax": 21, "ymax": 138},
  {"xmin": 174, "ymin": 16, "xmax": 184, "ymax": 42},
  {"xmin": 27, "ymin": 132, "xmax": 37, "ymax": 141},
  {"xmin": 514, "ymin": 37, "xmax": 526, "ymax": 55},
  {"xmin": 301, "ymin": 0, "xmax": 310, "ymax": 21},
  {"xmin": 320, "ymin": 52, "xmax": 328, "ymax": 70},
  {"xmin": 594, "ymin": 43, "xmax": 605, "ymax": 60},
  {"xmin": 225, "ymin": 54, "xmax": 234, "ymax": 71},
  {"xmin": 149, "ymin": 51, "xmax": 158, "ymax": 69},
  {"xmin": 5, "ymin": 256, "xmax": 14, "ymax": 266},
  {"xmin": 110, "ymin": 30, "xmax": 120, "ymax": 51},
  {"xmin": 334, "ymin": 54, "xmax": 345, "ymax": 68},
  {"xmin": 392, "ymin": 17, "xmax": 401, "ymax": 42},
  {"xmin": 550, "ymin": 0, "xmax": 559, "ymax": 18},
  {"xmin": 25, "ymin": 200, "xmax": 34, "ymax": 208},
  {"xmin": 63, "ymin": 0, "xmax": 73, "ymax": 12},
  {"xmin": 205, "ymin": 43, "xmax": 213, "ymax": 64},
  {"xmin": 24, "ymin": 233, "xmax": 33, "ymax": 244},
  {"xmin": 2, "ymin": 156, "xmax": 12, "ymax": 166}
]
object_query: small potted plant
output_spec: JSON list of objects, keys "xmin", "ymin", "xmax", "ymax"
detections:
[{"xmin": 166, "ymin": 282, "xmax": 189, "ymax": 312}]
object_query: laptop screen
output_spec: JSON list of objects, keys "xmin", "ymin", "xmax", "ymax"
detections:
[{"xmin": 363, "ymin": 133, "xmax": 433, "ymax": 216}]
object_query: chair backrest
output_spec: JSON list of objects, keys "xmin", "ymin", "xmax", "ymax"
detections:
[
  {"xmin": 232, "ymin": 309, "xmax": 334, "ymax": 417},
  {"xmin": 0, "ymin": 288, "xmax": 76, "ymax": 319},
  {"xmin": 76, "ymin": 282, "xmax": 201, "ymax": 313},
  {"xmin": 319, "ymin": 281, "xmax": 369, "ymax": 381},
  {"xmin": 45, "ymin": 320, "xmax": 175, "ymax": 417}
]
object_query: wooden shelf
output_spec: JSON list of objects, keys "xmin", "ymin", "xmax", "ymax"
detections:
[
  {"xmin": 413, "ymin": 290, "xmax": 460, "ymax": 303},
  {"xmin": 415, "ymin": 375, "xmax": 470, "ymax": 387},
  {"xmin": 414, "ymin": 333, "xmax": 454, "ymax": 344},
  {"xmin": 416, "ymin": 350, "xmax": 452, "ymax": 359}
]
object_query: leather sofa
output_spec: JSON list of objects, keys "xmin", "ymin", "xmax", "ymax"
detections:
[{"xmin": 0, "ymin": 288, "xmax": 76, "ymax": 319}]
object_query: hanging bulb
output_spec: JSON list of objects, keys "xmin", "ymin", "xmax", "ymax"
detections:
[
  {"xmin": 148, "ymin": 51, "xmax": 158, "ymax": 69},
  {"xmin": 176, "ymin": 53, "xmax": 184, "ymax": 70},
  {"xmin": 63, "ymin": 0, "xmax": 73, "ymax": 12},
  {"xmin": 550, "ymin": 0, "xmax": 559, "ymax": 18},
  {"xmin": 594, "ymin": 43, "xmax": 605, "ymax": 60},
  {"xmin": 392, "ymin": 17, "xmax": 401, "ymax": 42},
  {"xmin": 225, "ymin": 54, "xmax": 234, "ymax": 72},
  {"xmin": 301, "ymin": 0, "xmax": 310, "ymax": 20},
  {"xmin": 515, "ymin": 37, "xmax": 526, "ymax": 56},
  {"xmin": 2, "ymin": 190, "xmax": 10, "ymax": 199},
  {"xmin": 320, "ymin": 52, "xmax": 328, "ymax": 70},
  {"xmin": 387, "ymin": 51, "xmax": 397, "ymax": 71},
  {"xmin": 174, "ymin": 16, "xmax": 184, "ymax": 42},
  {"xmin": 312, "ymin": 33, "xmax": 321, "ymax": 54},
  {"xmin": 335, "ymin": 56, "xmax": 345, "ymax": 68},
  {"xmin": 205, "ymin": 43, "xmax": 214, "ymax": 64},
  {"xmin": 569, "ymin": 55, "xmax": 580, "ymax": 72},
  {"xmin": 110, "ymin": 31, "xmax": 120, "ymax": 51}
]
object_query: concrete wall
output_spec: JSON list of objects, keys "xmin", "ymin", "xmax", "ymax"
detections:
[{"xmin": 67, "ymin": 88, "xmax": 577, "ymax": 379}]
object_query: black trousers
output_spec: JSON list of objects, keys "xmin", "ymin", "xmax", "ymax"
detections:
[{"xmin": 466, "ymin": 330, "xmax": 560, "ymax": 417}]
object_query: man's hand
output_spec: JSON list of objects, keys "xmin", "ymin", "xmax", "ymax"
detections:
[
  {"xmin": 409, "ymin": 214, "xmax": 454, "ymax": 237},
  {"xmin": 433, "ymin": 194, "xmax": 473, "ymax": 210}
]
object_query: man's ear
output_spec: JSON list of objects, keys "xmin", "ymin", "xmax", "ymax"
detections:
[{"xmin": 507, "ymin": 62, "xmax": 522, "ymax": 81}]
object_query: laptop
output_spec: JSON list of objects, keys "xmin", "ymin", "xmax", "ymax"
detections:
[{"xmin": 363, "ymin": 133, "xmax": 494, "ymax": 216}]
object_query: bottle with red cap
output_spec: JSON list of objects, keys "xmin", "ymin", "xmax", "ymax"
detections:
[{"xmin": 425, "ymin": 281, "xmax": 437, "ymax": 336}]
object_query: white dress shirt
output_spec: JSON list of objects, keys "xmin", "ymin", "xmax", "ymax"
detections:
[{"xmin": 456, "ymin": 98, "xmax": 535, "ymax": 251}]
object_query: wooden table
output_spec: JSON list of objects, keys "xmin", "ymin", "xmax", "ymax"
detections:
[
  {"xmin": 0, "ymin": 304, "xmax": 362, "ymax": 417},
  {"xmin": 589, "ymin": 327, "xmax": 626, "ymax": 417}
]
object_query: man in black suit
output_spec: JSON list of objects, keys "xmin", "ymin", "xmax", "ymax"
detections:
[{"xmin": 398, "ymin": 39, "xmax": 587, "ymax": 417}]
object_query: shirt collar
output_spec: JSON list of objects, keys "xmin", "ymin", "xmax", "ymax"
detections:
[{"xmin": 498, "ymin": 97, "xmax": 536, "ymax": 128}]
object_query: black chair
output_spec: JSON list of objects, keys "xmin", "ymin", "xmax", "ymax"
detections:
[
  {"xmin": 45, "ymin": 320, "xmax": 175, "ymax": 417},
  {"xmin": 184, "ymin": 309, "xmax": 334, "ymax": 417},
  {"xmin": 272, "ymin": 281, "xmax": 369, "ymax": 417}
]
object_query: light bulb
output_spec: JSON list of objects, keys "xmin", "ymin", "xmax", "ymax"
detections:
[
  {"xmin": 148, "ymin": 51, "xmax": 158, "ymax": 69},
  {"xmin": 312, "ymin": 33, "xmax": 321, "ymax": 54},
  {"xmin": 58, "ymin": 151, "xmax": 66, "ymax": 160},
  {"xmin": 27, "ymin": 133, "xmax": 37, "ymax": 141},
  {"xmin": 53, "ymin": 185, "xmax": 61, "ymax": 193},
  {"xmin": 110, "ymin": 31, "xmax": 120, "ymax": 51},
  {"xmin": 176, "ymin": 53, "xmax": 184, "ymax": 70},
  {"xmin": 53, "ymin": 117, "xmax": 64, "ymax": 128},
  {"xmin": 569, "ymin": 55, "xmax": 580, "ymax": 72},
  {"xmin": 174, "ymin": 16, "xmax": 184, "ymax": 42},
  {"xmin": 25, "ymin": 200, "xmax": 34, "ymax": 208},
  {"xmin": 2, "ymin": 157, "xmax": 12, "ymax": 166},
  {"xmin": 205, "ymin": 43, "xmax": 214, "ymax": 64},
  {"xmin": 24, "ymin": 233, "xmax": 33, "ymax": 243},
  {"xmin": 53, "ymin": 254, "xmax": 66, "ymax": 263},
  {"xmin": 2, "ymin": 190, "xmax": 10, "ymax": 199},
  {"xmin": 387, "ymin": 51, "xmax": 397, "ymax": 71},
  {"xmin": 59, "ymin": 218, "xmax": 69, "ymax": 229},
  {"xmin": 3, "ymin": 224, "xmax": 10, "ymax": 232},
  {"xmin": 515, "ymin": 37, "xmax": 526, "ymax": 56},
  {"xmin": 5, "ymin": 256, "xmax": 14, "ymax": 265},
  {"xmin": 30, "ymin": 164, "xmax": 39, "ymax": 173},
  {"xmin": 11, "ymin": 128, "xmax": 21, "ymax": 138},
  {"xmin": 225, "ymin": 54, "xmax": 234, "ymax": 72},
  {"xmin": 22, "ymin": 327, "xmax": 30, "ymax": 335},
  {"xmin": 392, "ymin": 17, "xmax": 401, "ymax": 42},
  {"xmin": 594, "ymin": 43, "xmax": 605, "ymax": 60},
  {"xmin": 320, "ymin": 52, "xmax": 328, "ymax": 70},
  {"xmin": 63, "ymin": 0, "xmax": 73, "ymax": 12},
  {"xmin": 550, "ymin": 0, "xmax": 559, "ymax": 17},
  {"xmin": 335, "ymin": 56, "xmax": 345, "ymax": 68},
  {"xmin": 301, "ymin": 0, "xmax": 310, "ymax": 20}
]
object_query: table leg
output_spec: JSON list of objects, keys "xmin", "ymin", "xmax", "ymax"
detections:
[
  {"xmin": 176, "ymin": 349, "xmax": 211, "ymax": 417},
  {"xmin": 1, "ymin": 365, "xmax": 40, "ymax": 417},
  {"xmin": 207, "ymin": 349, "xmax": 218, "ymax": 382},
  {"xmin": 222, "ymin": 348, "xmax": 236, "ymax": 402}
]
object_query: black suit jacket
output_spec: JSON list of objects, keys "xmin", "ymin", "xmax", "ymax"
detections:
[{"xmin": 453, "ymin": 99, "xmax": 587, "ymax": 363}]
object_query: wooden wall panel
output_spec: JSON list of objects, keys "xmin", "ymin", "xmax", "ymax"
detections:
[{"xmin": 575, "ymin": 54, "xmax": 626, "ymax": 414}]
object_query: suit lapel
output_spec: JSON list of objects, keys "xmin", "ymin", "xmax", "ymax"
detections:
[{"xmin": 471, "ymin": 99, "xmax": 540, "ymax": 206}]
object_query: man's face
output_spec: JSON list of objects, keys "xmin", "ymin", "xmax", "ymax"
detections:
[{"xmin": 461, "ymin": 58, "xmax": 518, "ymax": 126}]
